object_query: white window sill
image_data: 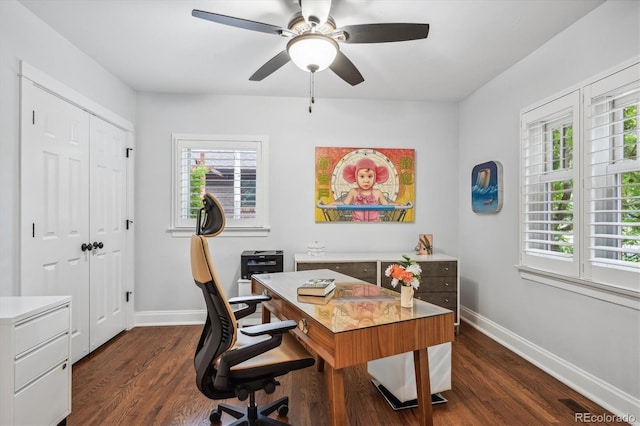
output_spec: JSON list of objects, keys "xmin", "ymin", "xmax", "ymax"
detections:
[
  {"xmin": 168, "ymin": 227, "xmax": 271, "ymax": 238},
  {"xmin": 516, "ymin": 265, "xmax": 639, "ymax": 311}
]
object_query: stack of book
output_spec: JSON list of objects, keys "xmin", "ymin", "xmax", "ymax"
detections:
[{"xmin": 297, "ymin": 278, "xmax": 336, "ymax": 304}]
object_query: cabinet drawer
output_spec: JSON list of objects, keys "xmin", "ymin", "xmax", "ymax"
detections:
[
  {"xmin": 15, "ymin": 305, "xmax": 70, "ymax": 356},
  {"xmin": 421, "ymin": 276, "xmax": 456, "ymax": 292},
  {"xmin": 15, "ymin": 332, "xmax": 70, "ymax": 391},
  {"xmin": 15, "ymin": 361, "xmax": 70, "ymax": 426},
  {"xmin": 380, "ymin": 261, "xmax": 456, "ymax": 280},
  {"xmin": 418, "ymin": 261, "xmax": 457, "ymax": 277},
  {"xmin": 297, "ymin": 262, "xmax": 377, "ymax": 283},
  {"xmin": 415, "ymin": 291, "xmax": 457, "ymax": 308}
]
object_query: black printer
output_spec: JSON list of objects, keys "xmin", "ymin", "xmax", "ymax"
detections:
[{"xmin": 240, "ymin": 250, "xmax": 284, "ymax": 279}]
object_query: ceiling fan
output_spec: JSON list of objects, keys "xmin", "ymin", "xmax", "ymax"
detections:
[{"xmin": 192, "ymin": 0, "xmax": 430, "ymax": 87}]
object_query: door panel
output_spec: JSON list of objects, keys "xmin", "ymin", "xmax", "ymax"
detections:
[
  {"xmin": 89, "ymin": 116, "xmax": 127, "ymax": 350},
  {"xmin": 21, "ymin": 81, "xmax": 91, "ymax": 362}
]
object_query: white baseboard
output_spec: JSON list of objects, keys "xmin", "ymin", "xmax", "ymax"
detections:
[
  {"xmin": 460, "ymin": 306, "xmax": 640, "ymax": 425},
  {"xmin": 134, "ymin": 309, "xmax": 206, "ymax": 326}
]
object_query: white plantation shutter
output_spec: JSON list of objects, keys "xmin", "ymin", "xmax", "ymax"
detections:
[
  {"xmin": 520, "ymin": 61, "xmax": 640, "ymax": 303},
  {"xmin": 584, "ymin": 64, "xmax": 640, "ymax": 291},
  {"xmin": 172, "ymin": 135, "xmax": 268, "ymax": 231},
  {"xmin": 520, "ymin": 91, "xmax": 580, "ymax": 277}
]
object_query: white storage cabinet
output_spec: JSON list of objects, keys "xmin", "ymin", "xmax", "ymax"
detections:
[{"xmin": 0, "ymin": 296, "xmax": 72, "ymax": 426}]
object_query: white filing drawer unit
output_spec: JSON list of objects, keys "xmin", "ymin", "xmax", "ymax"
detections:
[{"xmin": 0, "ymin": 296, "xmax": 72, "ymax": 426}]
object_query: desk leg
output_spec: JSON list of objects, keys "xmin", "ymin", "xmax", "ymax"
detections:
[
  {"xmin": 261, "ymin": 305, "xmax": 271, "ymax": 323},
  {"xmin": 326, "ymin": 364, "xmax": 347, "ymax": 426},
  {"xmin": 413, "ymin": 348, "xmax": 433, "ymax": 426}
]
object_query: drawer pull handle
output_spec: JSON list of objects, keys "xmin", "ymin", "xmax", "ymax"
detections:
[
  {"xmin": 62, "ymin": 363, "xmax": 67, "ymax": 370},
  {"xmin": 444, "ymin": 298, "xmax": 449, "ymax": 303},
  {"xmin": 443, "ymin": 267, "xmax": 449, "ymax": 271},
  {"xmin": 298, "ymin": 318, "xmax": 309, "ymax": 335},
  {"xmin": 444, "ymin": 282, "xmax": 449, "ymax": 287}
]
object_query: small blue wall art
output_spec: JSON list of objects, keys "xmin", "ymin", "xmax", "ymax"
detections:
[{"xmin": 471, "ymin": 160, "xmax": 503, "ymax": 213}]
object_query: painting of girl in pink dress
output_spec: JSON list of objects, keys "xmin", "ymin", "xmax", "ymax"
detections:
[{"xmin": 315, "ymin": 147, "xmax": 415, "ymax": 222}]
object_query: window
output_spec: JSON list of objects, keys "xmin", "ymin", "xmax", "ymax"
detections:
[
  {"xmin": 521, "ymin": 91, "xmax": 580, "ymax": 278},
  {"xmin": 520, "ymin": 62, "xmax": 639, "ymax": 305},
  {"xmin": 584, "ymin": 65, "xmax": 639, "ymax": 288},
  {"xmin": 171, "ymin": 134, "xmax": 269, "ymax": 235}
]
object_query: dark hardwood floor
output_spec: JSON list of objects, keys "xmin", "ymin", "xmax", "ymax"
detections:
[{"xmin": 68, "ymin": 322, "xmax": 622, "ymax": 425}]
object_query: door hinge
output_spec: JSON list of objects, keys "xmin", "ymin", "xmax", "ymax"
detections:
[
  {"xmin": 126, "ymin": 147, "xmax": 133, "ymax": 158},
  {"xmin": 126, "ymin": 219, "xmax": 134, "ymax": 230},
  {"xmin": 126, "ymin": 291, "xmax": 133, "ymax": 302}
]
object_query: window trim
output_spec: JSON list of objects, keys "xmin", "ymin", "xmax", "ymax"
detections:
[
  {"xmin": 169, "ymin": 133, "xmax": 270, "ymax": 237},
  {"xmin": 518, "ymin": 58, "xmax": 640, "ymax": 309}
]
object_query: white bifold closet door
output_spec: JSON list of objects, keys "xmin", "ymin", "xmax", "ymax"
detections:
[{"xmin": 20, "ymin": 81, "xmax": 127, "ymax": 363}]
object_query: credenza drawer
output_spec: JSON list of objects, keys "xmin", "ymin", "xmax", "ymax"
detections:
[
  {"xmin": 14, "ymin": 360, "xmax": 70, "ymax": 426},
  {"xmin": 419, "ymin": 261, "xmax": 457, "ymax": 277},
  {"xmin": 15, "ymin": 332, "xmax": 69, "ymax": 391},
  {"xmin": 381, "ymin": 261, "xmax": 457, "ymax": 278},
  {"xmin": 380, "ymin": 276, "xmax": 456, "ymax": 292},
  {"xmin": 15, "ymin": 305, "xmax": 70, "ymax": 356},
  {"xmin": 297, "ymin": 262, "xmax": 377, "ymax": 284},
  {"xmin": 415, "ymin": 291, "xmax": 456, "ymax": 308},
  {"xmin": 421, "ymin": 276, "xmax": 456, "ymax": 292}
]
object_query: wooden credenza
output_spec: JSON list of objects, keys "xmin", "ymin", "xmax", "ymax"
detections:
[{"xmin": 294, "ymin": 252, "xmax": 460, "ymax": 329}]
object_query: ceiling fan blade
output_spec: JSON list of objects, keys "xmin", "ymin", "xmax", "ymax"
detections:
[
  {"xmin": 300, "ymin": 0, "xmax": 332, "ymax": 25},
  {"xmin": 192, "ymin": 9, "xmax": 286, "ymax": 36},
  {"xmin": 249, "ymin": 50, "xmax": 291, "ymax": 81},
  {"xmin": 339, "ymin": 23, "xmax": 429, "ymax": 44},
  {"xmin": 329, "ymin": 51, "xmax": 364, "ymax": 86}
]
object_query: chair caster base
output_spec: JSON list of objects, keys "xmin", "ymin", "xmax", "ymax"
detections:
[{"xmin": 210, "ymin": 396, "xmax": 291, "ymax": 426}]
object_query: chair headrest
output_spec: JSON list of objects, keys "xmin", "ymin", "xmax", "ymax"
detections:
[{"xmin": 196, "ymin": 193, "xmax": 225, "ymax": 237}]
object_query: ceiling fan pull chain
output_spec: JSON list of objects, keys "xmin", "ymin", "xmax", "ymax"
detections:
[{"xmin": 309, "ymin": 71, "xmax": 316, "ymax": 113}]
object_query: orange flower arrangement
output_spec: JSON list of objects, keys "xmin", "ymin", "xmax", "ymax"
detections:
[{"xmin": 385, "ymin": 255, "xmax": 422, "ymax": 289}]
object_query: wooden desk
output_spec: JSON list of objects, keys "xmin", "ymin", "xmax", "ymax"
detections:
[{"xmin": 251, "ymin": 269, "xmax": 454, "ymax": 426}]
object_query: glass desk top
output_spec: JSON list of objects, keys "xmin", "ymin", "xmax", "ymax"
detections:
[{"xmin": 251, "ymin": 269, "xmax": 453, "ymax": 334}]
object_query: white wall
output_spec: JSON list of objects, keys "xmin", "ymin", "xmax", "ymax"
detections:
[
  {"xmin": 134, "ymin": 93, "xmax": 459, "ymax": 313},
  {"xmin": 458, "ymin": 0, "xmax": 639, "ymax": 418},
  {"xmin": 0, "ymin": 0, "xmax": 137, "ymax": 296}
]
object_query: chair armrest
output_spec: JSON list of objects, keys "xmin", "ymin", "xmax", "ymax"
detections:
[
  {"xmin": 229, "ymin": 295, "xmax": 271, "ymax": 321},
  {"xmin": 228, "ymin": 294, "xmax": 271, "ymax": 305},
  {"xmin": 240, "ymin": 320, "xmax": 297, "ymax": 337}
]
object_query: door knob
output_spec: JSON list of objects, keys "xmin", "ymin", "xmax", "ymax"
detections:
[
  {"xmin": 81, "ymin": 243, "xmax": 92, "ymax": 252},
  {"xmin": 93, "ymin": 241, "xmax": 104, "ymax": 249}
]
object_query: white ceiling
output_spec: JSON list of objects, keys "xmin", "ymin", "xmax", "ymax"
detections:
[{"xmin": 18, "ymin": 0, "xmax": 604, "ymax": 102}]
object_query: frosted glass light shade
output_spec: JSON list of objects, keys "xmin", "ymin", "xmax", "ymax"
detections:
[{"xmin": 287, "ymin": 34, "xmax": 338, "ymax": 72}]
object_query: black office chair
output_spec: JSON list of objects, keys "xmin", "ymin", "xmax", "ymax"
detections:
[{"xmin": 191, "ymin": 193, "xmax": 315, "ymax": 426}]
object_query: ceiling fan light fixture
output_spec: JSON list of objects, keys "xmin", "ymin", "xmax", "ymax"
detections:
[{"xmin": 287, "ymin": 33, "xmax": 338, "ymax": 73}]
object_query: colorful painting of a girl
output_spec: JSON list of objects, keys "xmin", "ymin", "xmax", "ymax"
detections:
[
  {"xmin": 315, "ymin": 147, "xmax": 415, "ymax": 223},
  {"xmin": 335, "ymin": 158, "xmax": 396, "ymax": 221}
]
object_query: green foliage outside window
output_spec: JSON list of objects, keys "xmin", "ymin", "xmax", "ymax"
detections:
[
  {"xmin": 550, "ymin": 125, "xmax": 574, "ymax": 254},
  {"xmin": 189, "ymin": 165, "xmax": 208, "ymax": 219},
  {"xmin": 622, "ymin": 104, "xmax": 639, "ymax": 262}
]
